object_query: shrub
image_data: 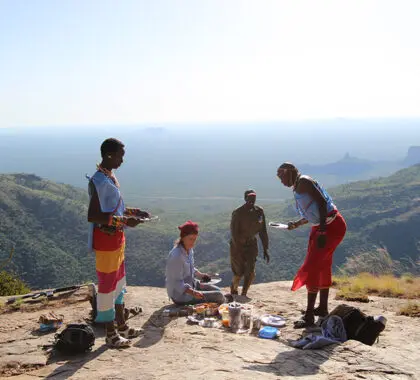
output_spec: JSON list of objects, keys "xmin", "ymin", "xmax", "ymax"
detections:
[
  {"xmin": 397, "ymin": 302, "xmax": 420, "ymax": 318},
  {"xmin": 0, "ymin": 271, "xmax": 30, "ymax": 296}
]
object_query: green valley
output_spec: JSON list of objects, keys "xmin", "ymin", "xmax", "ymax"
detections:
[{"xmin": 0, "ymin": 165, "xmax": 419, "ymax": 290}]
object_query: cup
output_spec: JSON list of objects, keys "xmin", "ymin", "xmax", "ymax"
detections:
[
  {"xmin": 228, "ymin": 303, "xmax": 242, "ymax": 332},
  {"xmin": 221, "ymin": 310, "xmax": 230, "ymax": 327}
]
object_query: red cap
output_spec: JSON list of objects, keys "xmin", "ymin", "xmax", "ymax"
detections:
[{"xmin": 178, "ymin": 220, "xmax": 199, "ymax": 237}]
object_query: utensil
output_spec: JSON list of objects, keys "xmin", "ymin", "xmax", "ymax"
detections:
[
  {"xmin": 140, "ymin": 216, "xmax": 159, "ymax": 222},
  {"xmin": 200, "ymin": 278, "xmax": 222, "ymax": 286},
  {"xmin": 269, "ymin": 222, "xmax": 289, "ymax": 230}
]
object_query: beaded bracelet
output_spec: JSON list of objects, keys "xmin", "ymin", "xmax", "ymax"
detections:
[
  {"xmin": 110, "ymin": 215, "xmax": 126, "ymax": 229},
  {"xmin": 125, "ymin": 208, "xmax": 140, "ymax": 217}
]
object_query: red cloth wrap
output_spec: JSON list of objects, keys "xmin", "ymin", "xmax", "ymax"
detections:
[{"xmin": 291, "ymin": 212, "xmax": 347, "ymax": 292}]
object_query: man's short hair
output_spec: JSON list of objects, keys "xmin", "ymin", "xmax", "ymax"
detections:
[
  {"xmin": 244, "ymin": 189, "xmax": 256, "ymax": 200},
  {"xmin": 100, "ymin": 138, "xmax": 125, "ymax": 158},
  {"xmin": 279, "ymin": 162, "xmax": 297, "ymax": 171}
]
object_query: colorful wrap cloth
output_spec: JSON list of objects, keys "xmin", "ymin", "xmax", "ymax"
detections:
[{"xmin": 88, "ymin": 170, "xmax": 127, "ymax": 323}]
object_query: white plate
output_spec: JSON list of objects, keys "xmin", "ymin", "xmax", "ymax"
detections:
[
  {"xmin": 260, "ymin": 314, "xmax": 286, "ymax": 327},
  {"xmin": 199, "ymin": 318, "xmax": 220, "ymax": 328},
  {"xmin": 140, "ymin": 216, "xmax": 159, "ymax": 222},
  {"xmin": 269, "ymin": 222, "xmax": 289, "ymax": 230},
  {"xmin": 187, "ymin": 315, "xmax": 201, "ymax": 324},
  {"xmin": 200, "ymin": 278, "xmax": 222, "ymax": 286}
]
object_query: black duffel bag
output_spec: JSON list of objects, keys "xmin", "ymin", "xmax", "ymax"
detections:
[{"xmin": 329, "ymin": 304, "xmax": 386, "ymax": 345}]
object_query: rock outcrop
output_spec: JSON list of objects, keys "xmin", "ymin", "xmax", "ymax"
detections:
[
  {"xmin": 0, "ymin": 282, "xmax": 418, "ymax": 379},
  {"xmin": 403, "ymin": 146, "xmax": 420, "ymax": 167}
]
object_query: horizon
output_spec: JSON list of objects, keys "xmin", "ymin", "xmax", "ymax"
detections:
[{"xmin": 1, "ymin": 116, "xmax": 419, "ymax": 131}]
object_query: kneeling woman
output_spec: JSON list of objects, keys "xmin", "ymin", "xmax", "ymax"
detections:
[{"xmin": 166, "ymin": 221, "xmax": 225, "ymax": 305}]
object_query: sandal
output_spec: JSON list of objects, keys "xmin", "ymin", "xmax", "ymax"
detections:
[
  {"xmin": 105, "ymin": 333, "xmax": 132, "ymax": 348},
  {"xmin": 313, "ymin": 307, "xmax": 328, "ymax": 317},
  {"xmin": 293, "ymin": 315, "xmax": 315, "ymax": 329},
  {"xmin": 124, "ymin": 306, "xmax": 143, "ymax": 321},
  {"xmin": 301, "ymin": 307, "xmax": 329, "ymax": 317},
  {"xmin": 118, "ymin": 325, "xmax": 144, "ymax": 339}
]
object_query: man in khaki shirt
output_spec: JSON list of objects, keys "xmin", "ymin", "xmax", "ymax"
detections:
[{"xmin": 230, "ymin": 190, "xmax": 270, "ymax": 296}]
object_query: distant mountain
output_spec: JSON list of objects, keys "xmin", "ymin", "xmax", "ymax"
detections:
[
  {"xmin": 1, "ymin": 121, "xmax": 419, "ymax": 201},
  {"xmin": 1, "ymin": 166, "xmax": 419, "ymax": 289},
  {"xmin": 298, "ymin": 146, "xmax": 420, "ymax": 186},
  {"xmin": 402, "ymin": 146, "xmax": 420, "ymax": 166},
  {"xmin": 299, "ymin": 153, "xmax": 375, "ymax": 177}
]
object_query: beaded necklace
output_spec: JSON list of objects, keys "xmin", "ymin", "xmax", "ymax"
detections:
[
  {"xmin": 97, "ymin": 164, "xmax": 120, "ymax": 188},
  {"xmin": 292, "ymin": 173, "xmax": 301, "ymax": 191}
]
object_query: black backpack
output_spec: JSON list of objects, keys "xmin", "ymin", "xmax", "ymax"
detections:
[
  {"xmin": 329, "ymin": 304, "xmax": 386, "ymax": 346},
  {"xmin": 54, "ymin": 324, "xmax": 95, "ymax": 354}
]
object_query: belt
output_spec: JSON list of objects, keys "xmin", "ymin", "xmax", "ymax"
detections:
[{"xmin": 313, "ymin": 210, "xmax": 338, "ymax": 227}]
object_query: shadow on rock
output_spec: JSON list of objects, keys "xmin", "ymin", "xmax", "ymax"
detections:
[
  {"xmin": 244, "ymin": 341, "xmax": 336, "ymax": 377},
  {"xmin": 44, "ymin": 345, "xmax": 108, "ymax": 379},
  {"xmin": 134, "ymin": 304, "xmax": 185, "ymax": 349},
  {"xmin": 233, "ymin": 295, "xmax": 252, "ymax": 304}
]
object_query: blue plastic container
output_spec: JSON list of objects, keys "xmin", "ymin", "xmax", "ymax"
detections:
[{"xmin": 258, "ymin": 326, "xmax": 278, "ymax": 339}]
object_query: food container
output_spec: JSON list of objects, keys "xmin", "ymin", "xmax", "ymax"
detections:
[
  {"xmin": 199, "ymin": 317, "xmax": 220, "ymax": 328},
  {"xmin": 241, "ymin": 313, "xmax": 252, "ymax": 329},
  {"xmin": 195, "ymin": 303, "xmax": 219, "ymax": 316},
  {"xmin": 228, "ymin": 303, "xmax": 242, "ymax": 332},
  {"xmin": 258, "ymin": 326, "xmax": 279, "ymax": 339},
  {"xmin": 218, "ymin": 303, "xmax": 229, "ymax": 315},
  {"xmin": 252, "ymin": 316, "xmax": 261, "ymax": 330},
  {"xmin": 221, "ymin": 310, "xmax": 230, "ymax": 327}
]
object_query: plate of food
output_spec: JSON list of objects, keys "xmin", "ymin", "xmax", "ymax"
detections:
[
  {"xmin": 194, "ymin": 303, "xmax": 219, "ymax": 316},
  {"xmin": 269, "ymin": 222, "xmax": 289, "ymax": 230},
  {"xmin": 200, "ymin": 277, "xmax": 222, "ymax": 286}
]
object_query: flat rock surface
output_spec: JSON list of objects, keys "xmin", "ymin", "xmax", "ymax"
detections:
[{"xmin": 0, "ymin": 282, "xmax": 418, "ymax": 379}]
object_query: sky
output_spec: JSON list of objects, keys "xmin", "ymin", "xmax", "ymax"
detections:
[{"xmin": 0, "ymin": 0, "xmax": 419, "ymax": 128}]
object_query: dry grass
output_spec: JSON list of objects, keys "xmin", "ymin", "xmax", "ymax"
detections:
[
  {"xmin": 333, "ymin": 273, "xmax": 420, "ymax": 301},
  {"xmin": 397, "ymin": 302, "xmax": 420, "ymax": 318},
  {"xmin": 335, "ymin": 287, "xmax": 370, "ymax": 303}
]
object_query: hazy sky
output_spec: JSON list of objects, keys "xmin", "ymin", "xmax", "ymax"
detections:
[{"xmin": 1, "ymin": 0, "xmax": 419, "ymax": 127}]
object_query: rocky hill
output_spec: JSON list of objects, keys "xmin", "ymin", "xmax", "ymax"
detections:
[
  {"xmin": 0, "ymin": 282, "xmax": 418, "ymax": 379},
  {"xmin": 0, "ymin": 174, "xmax": 95, "ymax": 287},
  {"xmin": 1, "ymin": 165, "xmax": 420, "ymax": 290}
]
